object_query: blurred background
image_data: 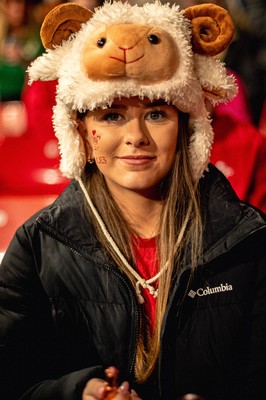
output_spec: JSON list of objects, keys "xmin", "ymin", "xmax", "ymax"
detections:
[{"xmin": 0, "ymin": 0, "xmax": 265, "ymax": 260}]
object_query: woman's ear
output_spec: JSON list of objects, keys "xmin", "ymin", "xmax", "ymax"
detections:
[
  {"xmin": 76, "ymin": 117, "xmax": 87, "ymax": 136},
  {"xmin": 76, "ymin": 117, "xmax": 93, "ymax": 159}
]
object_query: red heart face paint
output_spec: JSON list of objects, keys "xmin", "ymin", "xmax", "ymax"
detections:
[{"xmin": 91, "ymin": 129, "xmax": 101, "ymax": 152}]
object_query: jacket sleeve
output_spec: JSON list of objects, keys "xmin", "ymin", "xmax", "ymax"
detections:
[
  {"xmin": 245, "ymin": 230, "xmax": 266, "ymax": 398},
  {"xmin": 19, "ymin": 366, "xmax": 104, "ymax": 400},
  {"xmin": 0, "ymin": 224, "xmax": 104, "ymax": 400},
  {"xmin": 246, "ymin": 133, "xmax": 266, "ymax": 215}
]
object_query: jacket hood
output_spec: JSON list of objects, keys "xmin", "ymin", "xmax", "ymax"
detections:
[{"xmin": 199, "ymin": 165, "xmax": 266, "ymax": 263}]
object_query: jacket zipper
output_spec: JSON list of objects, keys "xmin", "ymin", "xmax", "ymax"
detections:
[
  {"xmin": 104, "ymin": 265, "xmax": 140, "ymax": 375},
  {"xmin": 37, "ymin": 219, "xmax": 140, "ymax": 376}
]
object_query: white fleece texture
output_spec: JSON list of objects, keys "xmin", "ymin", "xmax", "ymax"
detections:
[{"xmin": 28, "ymin": 1, "xmax": 237, "ymax": 180}]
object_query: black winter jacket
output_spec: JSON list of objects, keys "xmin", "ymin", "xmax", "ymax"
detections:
[{"xmin": 0, "ymin": 165, "xmax": 266, "ymax": 400}]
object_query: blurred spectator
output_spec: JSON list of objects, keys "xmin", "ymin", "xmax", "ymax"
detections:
[
  {"xmin": 0, "ymin": 0, "xmax": 44, "ymax": 143},
  {"xmin": 224, "ymin": 0, "xmax": 266, "ymax": 127},
  {"xmin": 177, "ymin": 0, "xmax": 266, "ymax": 128},
  {"xmin": 210, "ymin": 71, "xmax": 266, "ymax": 213},
  {"xmin": 0, "ymin": 0, "xmax": 43, "ymax": 102}
]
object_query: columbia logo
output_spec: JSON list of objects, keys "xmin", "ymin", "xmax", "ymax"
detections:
[
  {"xmin": 188, "ymin": 283, "xmax": 233, "ymax": 298},
  {"xmin": 188, "ymin": 290, "xmax": 197, "ymax": 298}
]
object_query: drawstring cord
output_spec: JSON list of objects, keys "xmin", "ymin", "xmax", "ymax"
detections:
[{"xmin": 78, "ymin": 177, "xmax": 168, "ymax": 304}]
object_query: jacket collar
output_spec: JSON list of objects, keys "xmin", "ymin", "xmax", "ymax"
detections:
[
  {"xmin": 37, "ymin": 164, "xmax": 266, "ymax": 261},
  {"xmin": 37, "ymin": 179, "xmax": 100, "ymax": 253}
]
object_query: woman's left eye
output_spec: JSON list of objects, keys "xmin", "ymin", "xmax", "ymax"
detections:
[{"xmin": 146, "ymin": 110, "xmax": 167, "ymax": 121}]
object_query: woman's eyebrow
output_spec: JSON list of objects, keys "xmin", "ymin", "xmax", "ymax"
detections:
[
  {"xmin": 104, "ymin": 100, "xmax": 168, "ymax": 111},
  {"xmin": 144, "ymin": 100, "xmax": 168, "ymax": 108}
]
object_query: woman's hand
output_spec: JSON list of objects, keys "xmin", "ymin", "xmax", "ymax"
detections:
[
  {"xmin": 82, "ymin": 366, "xmax": 141, "ymax": 400},
  {"xmin": 178, "ymin": 395, "xmax": 205, "ymax": 400},
  {"xmin": 82, "ymin": 379, "xmax": 140, "ymax": 399}
]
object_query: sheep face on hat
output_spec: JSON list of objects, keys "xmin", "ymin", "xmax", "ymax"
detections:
[
  {"xmin": 28, "ymin": 1, "xmax": 237, "ymax": 180},
  {"xmin": 82, "ymin": 24, "xmax": 179, "ymax": 83}
]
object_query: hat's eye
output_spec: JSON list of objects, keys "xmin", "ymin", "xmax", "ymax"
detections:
[
  {"xmin": 148, "ymin": 34, "xmax": 160, "ymax": 45},
  {"xmin": 97, "ymin": 37, "xmax": 106, "ymax": 47}
]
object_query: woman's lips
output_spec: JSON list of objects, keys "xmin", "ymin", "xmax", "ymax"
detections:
[{"xmin": 118, "ymin": 155, "xmax": 156, "ymax": 165}]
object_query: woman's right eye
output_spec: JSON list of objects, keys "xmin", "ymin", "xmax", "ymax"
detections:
[{"xmin": 102, "ymin": 112, "xmax": 123, "ymax": 122}]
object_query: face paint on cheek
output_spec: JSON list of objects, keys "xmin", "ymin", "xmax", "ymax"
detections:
[
  {"xmin": 95, "ymin": 156, "xmax": 107, "ymax": 164},
  {"xmin": 91, "ymin": 129, "xmax": 102, "ymax": 151},
  {"xmin": 90, "ymin": 129, "xmax": 101, "ymax": 152},
  {"xmin": 91, "ymin": 130, "xmax": 98, "ymax": 144},
  {"xmin": 91, "ymin": 130, "xmax": 101, "ymax": 142}
]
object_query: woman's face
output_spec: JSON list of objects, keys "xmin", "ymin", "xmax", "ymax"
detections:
[{"xmin": 82, "ymin": 97, "xmax": 179, "ymax": 197}]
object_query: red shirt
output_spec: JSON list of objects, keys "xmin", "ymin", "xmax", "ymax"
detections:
[{"xmin": 132, "ymin": 236, "xmax": 158, "ymax": 330}]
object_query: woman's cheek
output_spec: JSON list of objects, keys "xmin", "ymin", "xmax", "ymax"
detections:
[{"xmin": 90, "ymin": 129, "xmax": 107, "ymax": 164}]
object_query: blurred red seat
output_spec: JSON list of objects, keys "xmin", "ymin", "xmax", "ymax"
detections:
[
  {"xmin": 0, "ymin": 194, "xmax": 56, "ymax": 259},
  {"xmin": 0, "ymin": 81, "xmax": 70, "ymax": 195}
]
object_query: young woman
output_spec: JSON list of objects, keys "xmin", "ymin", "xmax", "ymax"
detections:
[{"xmin": 0, "ymin": 2, "xmax": 266, "ymax": 400}]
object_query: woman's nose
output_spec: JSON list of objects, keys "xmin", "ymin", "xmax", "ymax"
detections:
[{"xmin": 125, "ymin": 119, "xmax": 149, "ymax": 147}]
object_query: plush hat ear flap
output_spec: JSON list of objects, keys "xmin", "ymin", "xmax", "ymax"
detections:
[
  {"xmin": 40, "ymin": 3, "xmax": 93, "ymax": 50},
  {"xmin": 184, "ymin": 4, "xmax": 234, "ymax": 56}
]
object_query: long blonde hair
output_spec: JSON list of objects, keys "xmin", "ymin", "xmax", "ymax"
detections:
[{"xmin": 83, "ymin": 112, "xmax": 202, "ymax": 382}]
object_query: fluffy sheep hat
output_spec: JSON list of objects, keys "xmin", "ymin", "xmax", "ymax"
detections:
[{"xmin": 28, "ymin": 0, "xmax": 237, "ymax": 181}]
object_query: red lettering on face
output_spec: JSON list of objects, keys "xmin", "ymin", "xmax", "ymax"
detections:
[
  {"xmin": 95, "ymin": 156, "xmax": 107, "ymax": 164},
  {"xmin": 92, "ymin": 130, "xmax": 97, "ymax": 136}
]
